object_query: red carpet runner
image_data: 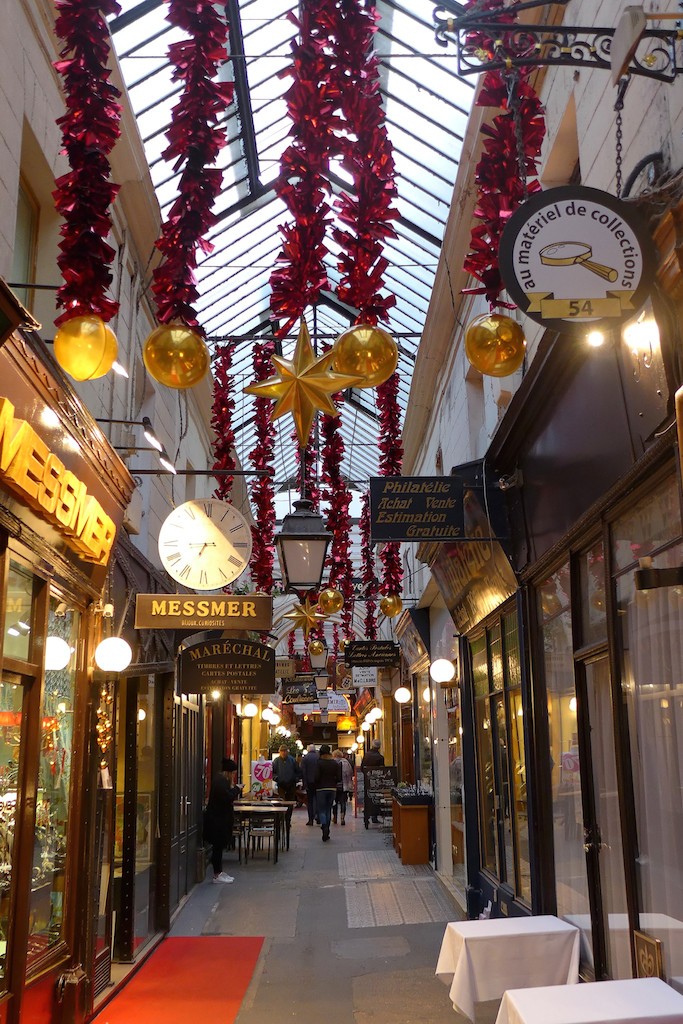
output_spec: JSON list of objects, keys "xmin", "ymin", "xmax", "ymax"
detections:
[{"xmin": 94, "ymin": 936, "xmax": 264, "ymax": 1024}]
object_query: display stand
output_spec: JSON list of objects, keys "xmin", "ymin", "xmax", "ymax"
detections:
[{"xmin": 391, "ymin": 794, "xmax": 432, "ymax": 865}]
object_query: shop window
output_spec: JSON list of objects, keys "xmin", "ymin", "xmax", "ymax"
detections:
[
  {"xmin": 579, "ymin": 541, "xmax": 607, "ymax": 647},
  {"xmin": 0, "ymin": 678, "xmax": 24, "ymax": 988},
  {"xmin": 446, "ymin": 685, "xmax": 465, "ymax": 887},
  {"xmin": 11, "ymin": 181, "xmax": 38, "ymax": 312},
  {"xmin": 614, "ymin": 476, "xmax": 683, "ymax": 984},
  {"xmin": 3, "ymin": 563, "xmax": 34, "ymax": 662},
  {"xmin": 26, "ymin": 595, "xmax": 79, "ymax": 968},
  {"xmin": 540, "ymin": 563, "xmax": 592, "ymax": 950},
  {"xmin": 471, "ymin": 613, "xmax": 530, "ymax": 898}
]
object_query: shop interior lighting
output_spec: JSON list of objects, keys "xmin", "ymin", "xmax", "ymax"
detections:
[
  {"xmin": 587, "ymin": 330, "xmax": 606, "ymax": 348},
  {"xmin": 422, "ymin": 685, "xmax": 432, "ymax": 703}
]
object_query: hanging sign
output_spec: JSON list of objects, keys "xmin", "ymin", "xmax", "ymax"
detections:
[
  {"xmin": 499, "ymin": 186, "xmax": 656, "ymax": 335},
  {"xmin": 352, "ymin": 665, "xmax": 378, "ymax": 689},
  {"xmin": 345, "ymin": 640, "xmax": 400, "ymax": 668},
  {"xmin": 134, "ymin": 593, "xmax": 272, "ymax": 630},
  {"xmin": 179, "ymin": 638, "xmax": 275, "ymax": 695},
  {"xmin": 275, "ymin": 657, "xmax": 297, "ymax": 679},
  {"xmin": 369, "ymin": 476, "xmax": 464, "ymax": 542},
  {"xmin": 281, "ymin": 677, "xmax": 317, "ymax": 705}
]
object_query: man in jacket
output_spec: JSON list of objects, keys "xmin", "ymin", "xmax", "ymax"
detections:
[
  {"xmin": 360, "ymin": 738, "xmax": 385, "ymax": 827},
  {"xmin": 300, "ymin": 744, "xmax": 319, "ymax": 825},
  {"xmin": 272, "ymin": 745, "xmax": 300, "ymax": 827}
]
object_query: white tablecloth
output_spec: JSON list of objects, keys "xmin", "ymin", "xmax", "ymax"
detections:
[
  {"xmin": 435, "ymin": 916, "xmax": 580, "ymax": 1020},
  {"xmin": 495, "ymin": 977, "xmax": 683, "ymax": 1024}
]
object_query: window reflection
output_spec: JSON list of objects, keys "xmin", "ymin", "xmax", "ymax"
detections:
[
  {"xmin": 4, "ymin": 563, "xmax": 33, "ymax": 662},
  {"xmin": 0, "ymin": 680, "xmax": 23, "ymax": 986}
]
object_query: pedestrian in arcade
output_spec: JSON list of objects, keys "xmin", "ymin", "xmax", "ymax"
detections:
[
  {"xmin": 361, "ymin": 737, "xmax": 384, "ymax": 827},
  {"xmin": 315, "ymin": 744, "xmax": 341, "ymax": 842},
  {"xmin": 300, "ymin": 743, "xmax": 320, "ymax": 825},
  {"xmin": 203, "ymin": 757, "xmax": 241, "ymax": 883},
  {"xmin": 272, "ymin": 744, "xmax": 300, "ymax": 828},
  {"xmin": 332, "ymin": 749, "xmax": 353, "ymax": 825}
]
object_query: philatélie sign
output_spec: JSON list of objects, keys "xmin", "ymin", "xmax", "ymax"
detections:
[
  {"xmin": 499, "ymin": 186, "xmax": 656, "ymax": 335},
  {"xmin": 370, "ymin": 476, "xmax": 465, "ymax": 542}
]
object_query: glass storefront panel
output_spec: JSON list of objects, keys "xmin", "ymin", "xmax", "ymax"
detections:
[
  {"xmin": 617, "ymin": 537, "xmax": 683, "ymax": 985},
  {"xmin": 416, "ymin": 668, "xmax": 433, "ymax": 792},
  {"xmin": 446, "ymin": 686, "xmax": 465, "ymax": 889},
  {"xmin": 4, "ymin": 563, "xmax": 34, "ymax": 662},
  {"xmin": 134, "ymin": 677, "xmax": 157, "ymax": 949},
  {"xmin": 580, "ymin": 541, "xmax": 607, "ymax": 646},
  {"xmin": 0, "ymin": 678, "xmax": 25, "ymax": 988},
  {"xmin": 611, "ymin": 475, "xmax": 681, "ymax": 574},
  {"xmin": 27, "ymin": 596, "xmax": 79, "ymax": 967},
  {"xmin": 505, "ymin": 613, "xmax": 530, "ymax": 902},
  {"xmin": 540, "ymin": 564, "xmax": 593, "ymax": 960},
  {"xmin": 472, "ymin": 636, "xmax": 497, "ymax": 874}
]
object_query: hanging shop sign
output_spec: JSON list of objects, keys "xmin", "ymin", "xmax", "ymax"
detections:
[
  {"xmin": 345, "ymin": 640, "xmax": 400, "ymax": 668},
  {"xmin": 351, "ymin": 665, "xmax": 378, "ymax": 689},
  {"xmin": 134, "ymin": 593, "xmax": 273, "ymax": 630},
  {"xmin": 393, "ymin": 608, "xmax": 430, "ymax": 671},
  {"xmin": 369, "ymin": 476, "xmax": 464, "ymax": 542},
  {"xmin": 275, "ymin": 657, "xmax": 297, "ymax": 679},
  {"xmin": 179, "ymin": 638, "xmax": 275, "ymax": 695},
  {"xmin": 293, "ymin": 691, "xmax": 350, "ymax": 716},
  {"xmin": 353, "ymin": 688, "xmax": 376, "ymax": 719},
  {"xmin": 499, "ymin": 185, "xmax": 656, "ymax": 335},
  {"xmin": 281, "ymin": 677, "xmax": 317, "ymax": 705}
]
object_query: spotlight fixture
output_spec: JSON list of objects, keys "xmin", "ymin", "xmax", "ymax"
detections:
[
  {"xmin": 141, "ymin": 416, "xmax": 163, "ymax": 451},
  {"xmin": 158, "ymin": 447, "xmax": 177, "ymax": 474}
]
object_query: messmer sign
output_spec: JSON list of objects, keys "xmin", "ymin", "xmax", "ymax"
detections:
[{"xmin": 499, "ymin": 186, "xmax": 656, "ymax": 335}]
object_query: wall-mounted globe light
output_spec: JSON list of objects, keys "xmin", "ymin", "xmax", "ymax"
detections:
[
  {"xmin": 242, "ymin": 702, "xmax": 258, "ymax": 718},
  {"xmin": 45, "ymin": 635, "xmax": 72, "ymax": 672},
  {"xmin": 394, "ymin": 686, "xmax": 411, "ymax": 704},
  {"xmin": 429, "ymin": 657, "xmax": 456, "ymax": 683},
  {"xmin": 94, "ymin": 636, "xmax": 133, "ymax": 673},
  {"xmin": 422, "ymin": 686, "xmax": 432, "ymax": 703},
  {"xmin": 361, "ymin": 720, "xmax": 371, "ymax": 732}
]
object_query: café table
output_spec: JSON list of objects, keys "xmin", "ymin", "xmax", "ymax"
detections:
[
  {"xmin": 435, "ymin": 916, "xmax": 580, "ymax": 1021},
  {"xmin": 495, "ymin": 977, "xmax": 683, "ymax": 1024},
  {"xmin": 233, "ymin": 802, "xmax": 290, "ymax": 864}
]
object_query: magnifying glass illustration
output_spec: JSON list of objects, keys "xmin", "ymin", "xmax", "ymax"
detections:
[{"xmin": 539, "ymin": 242, "xmax": 618, "ymax": 282}]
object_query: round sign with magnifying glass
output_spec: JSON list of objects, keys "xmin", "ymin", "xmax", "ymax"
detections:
[{"xmin": 499, "ymin": 185, "xmax": 656, "ymax": 335}]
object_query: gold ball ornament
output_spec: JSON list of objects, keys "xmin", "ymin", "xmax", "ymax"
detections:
[
  {"xmin": 379, "ymin": 593, "xmax": 403, "ymax": 618},
  {"xmin": 337, "ymin": 662, "xmax": 349, "ymax": 679},
  {"xmin": 54, "ymin": 315, "xmax": 118, "ymax": 381},
  {"xmin": 464, "ymin": 313, "xmax": 526, "ymax": 377},
  {"xmin": 308, "ymin": 639, "xmax": 325, "ymax": 658},
  {"xmin": 318, "ymin": 588, "xmax": 344, "ymax": 615},
  {"xmin": 332, "ymin": 324, "xmax": 398, "ymax": 388},
  {"xmin": 338, "ymin": 638, "xmax": 350, "ymax": 654},
  {"xmin": 143, "ymin": 323, "xmax": 209, "ymax": 389}
]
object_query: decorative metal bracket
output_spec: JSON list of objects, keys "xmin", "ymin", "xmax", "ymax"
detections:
[{"xmin": 434, "ymin": 6, "xmax": 683, "ymax": 83}]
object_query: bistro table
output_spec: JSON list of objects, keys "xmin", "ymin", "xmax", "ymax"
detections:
[
  {"xmin": 495, "ymin": 977, "xmax": 683, "ymax": 1024},
  {"xmin": 233, "ymin": 802, "xmax": 290, "ymax": 864},
  {"xmin": 435, "ymin": 916, "xmax": 581, "ymax": 1021}
]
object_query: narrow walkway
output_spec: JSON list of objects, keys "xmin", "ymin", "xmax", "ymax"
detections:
[{"xmin": 170, "ymin": 804, "xmax": 470, "ymax": 1023}]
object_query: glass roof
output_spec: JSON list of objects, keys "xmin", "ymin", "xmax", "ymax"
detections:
[{"xmin": 110, "ymin": 0, "xmax": 474, "ymax": 494}]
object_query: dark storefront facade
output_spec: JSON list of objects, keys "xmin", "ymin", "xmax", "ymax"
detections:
[{"xmin": 424, "ymin": 198, "xmax": 683, "ymax": 988}]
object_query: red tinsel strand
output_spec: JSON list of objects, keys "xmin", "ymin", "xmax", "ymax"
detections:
[
  {"xmin": 461, "ymin": 0, "xmax": 545, "ymax": 306},
  {"xmin": 288, "ymin": 631, "xmax": 297, "ymax": 658},
  {"xmin": 248, "ymin": 341, "xmax": 277, "ymax": 592},
  {"xmin": 320, "ymin": 407, "xmax": 354, "ymax": 636},
  {"xmin": 329, "ymin": 1, "xmax": 399, "ymax": 323},
  {"xmin": 53, "ymin": 0, "xmax": 122, "ymax": 324},
  {"xmin": 270, "ymin": 4, "xmax": 343, "ymax": 335},
  {"xmin": 360, "ymin": 493, "xmax": 378, "ymax": 640},
  {"xmin": 150, "ymin": 0, "xmax": 233, "ymax": 333},
  {"xmin": 376, "ymin": 371, "xmax": 403, "ymax": 597},
  {"xmin": 211, "ymin": 343, "xmax": 236, "ymax": 501}
]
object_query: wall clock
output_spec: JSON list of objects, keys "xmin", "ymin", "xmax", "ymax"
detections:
[{"xmin": 158, "ymin": 499, "xmax": 252, "ymax": 590}]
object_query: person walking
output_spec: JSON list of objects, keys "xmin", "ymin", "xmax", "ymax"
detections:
[
  {"xmin": 272, "ymin": 744, "xmax": 300, "ymax": 832},
  {"xmin": 332, "ymin": 749, "xmax": 353, "ymax": 825},
  {"xmin": 315, "ymin": 744, "xmax": 341, "ymax": 842},
  {"xmin": 300, "ymin": 743, "xmax": 320, "ymax": 826},
  {"xmin": 203, "ymin": 757, "xmax": 241, "ymax": 883},
  {"xmin": 361, "ymin": 737, "xmax": 384, "ymax": 828}
]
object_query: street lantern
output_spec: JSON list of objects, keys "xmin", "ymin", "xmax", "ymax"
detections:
[{"xmin": 275, "ymin": 498, "xmax": 332, "ymax": 593}]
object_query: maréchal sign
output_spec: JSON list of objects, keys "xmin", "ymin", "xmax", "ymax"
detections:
[
  {"xmin": 180, "ymin": 638, "xmax": 275, "ymax": 695},
  {"xmin": 499, "ymin": 186, "xmax": 655, "ymax": 335},
  {"xmin": 134, "ymin": 593, "xmax": 272, "ymax": 630},
  {"xmin": 370, "ymin": 476, "xmax": 464, "ymax": 542}
]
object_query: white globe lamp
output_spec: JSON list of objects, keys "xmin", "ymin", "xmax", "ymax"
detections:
[
  {"xmin": 394, "ymin": 686, "xmax": 411, "ymax": 704},
  {"xmin": 429, "ymin": 657, "xmax": 456, "ymax": 683},
  {"xmin": 94, "ymin": 636, "xmax": 133, "ymax": 673},
  {"xmin": 45, "ymin": 636, "xmax": 72, "ymax": 672}
]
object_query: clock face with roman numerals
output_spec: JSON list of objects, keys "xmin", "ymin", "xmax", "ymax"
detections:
[{"xmin": 158, "ymin": 499, "xmax": 252, "ymax": 591}]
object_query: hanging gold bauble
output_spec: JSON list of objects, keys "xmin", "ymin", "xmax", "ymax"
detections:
[
  {"xmin": 464, "ymin": 313, "xmax": 526, "ymax": 377},
  {"xmin": 331, "ymin": 324, "xmax": 398, "ymax": 388},
  {"xmin": 308, "ymin": 639, "xmax": 326, "ymax": 658},
  {"xmin": 143, "ymin": 323, "xmax": 209, "ymax": 389},
  {"xmin": 318, "ymin": 587, "xmax": 344, "ymax": 615},
  {"xmin": 338, "ymin": 637, "xmax": 350, "ymax": 654},
  {"xmin": 54, "ymin": 315, "xmax": 118, "ymax": 381},
  {"xmin": 379, "ymin": 593, "xmax": 403, "ymax": 618},
  {"xmin": 337, "ymin": 662, "xmax": 349, "ymax": 678}
]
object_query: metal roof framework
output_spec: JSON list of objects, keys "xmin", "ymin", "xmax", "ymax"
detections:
[{"xmin": 110, "ymin": 0, "xmax": 474, "ymax": 496}]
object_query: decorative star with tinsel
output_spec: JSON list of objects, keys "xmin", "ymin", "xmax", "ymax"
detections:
[
  {"xmin": 281, "ymin": 597, "xmax": 328, "ymax": 640},
  {"xmin": 244, "ymin": 319, "xmax": 364, "ymax": 447}
]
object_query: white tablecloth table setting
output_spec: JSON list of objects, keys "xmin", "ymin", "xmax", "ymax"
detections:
[
  {"xmin": 495, "ymin": 977, "xmax": 683, "ymax": 1024},
  {"xmin": 435, "ymin": 915, "xmax": 581, "ymax": 1020}
]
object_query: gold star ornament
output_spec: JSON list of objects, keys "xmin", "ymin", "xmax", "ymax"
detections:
[
  {"xmin": 244, "ymin": 320, "xmax": 364, "ymax": 446},
  {"xmin": 281, "ymin": 598, "xmax": 328, "ymax": 640}
]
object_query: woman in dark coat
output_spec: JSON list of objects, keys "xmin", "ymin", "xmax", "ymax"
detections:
[{"xmin": 203, "ymin": 757, "xmax": 241, "ymax": 882}]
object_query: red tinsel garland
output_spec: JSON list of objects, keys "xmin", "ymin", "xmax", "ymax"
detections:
[
  {"xmin": 248, "ymin": 341, "xmax": 277, "ymax": 592},
  {"xmin": 53, "ymin": 0, "xmax": 122, "ymax": 325},
  {"xmin": 270, "ymin": 3, "xmax": 342, "ymax": 336},
  {"xmin": 151, "ymin": 0, "xmax": 233, "ymax": 333},
  {"xmin": 321, "ymin": 407, "xmax": 354, "ymax": 637},
  {"xmin": 360, "ymin": 493, "xmax": 378, "ymax": 640},
  {"xmin": 330, "ymin": 2, "xmax": 398, "ymax": 323},
  {"xmin": 376, "ymin": 372, "xmax": 404, "ymax": 597},
  {"xmin": 211, "ymin": 343, "xmax": 236, "ymax": 501},
  {"xmin": 462, "ymin": 1, "xmax": 545, "ymax": 306}
]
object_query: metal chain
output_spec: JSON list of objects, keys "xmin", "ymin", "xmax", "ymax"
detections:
[{"xmin": 615, "ymin": 106, "xmax": 623, "ymax": 199}]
